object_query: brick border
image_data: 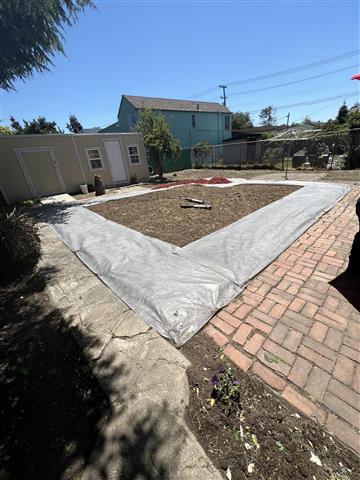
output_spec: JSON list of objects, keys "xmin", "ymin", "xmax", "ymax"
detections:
[{"xmin": 205, "ymin": 187, "xmax": 360, "ymax": 454}]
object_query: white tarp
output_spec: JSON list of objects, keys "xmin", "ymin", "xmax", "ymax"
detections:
[{"xmin": 44, "ymin": 180, "xmax": 351, "ymax": 346}]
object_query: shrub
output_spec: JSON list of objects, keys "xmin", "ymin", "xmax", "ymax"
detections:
[{"xmin": 0, "ymin": 208, "xmax": 41, "ymax": 282}]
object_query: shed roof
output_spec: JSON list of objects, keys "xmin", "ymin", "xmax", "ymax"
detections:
[{"xmin": 123, "ymin": 95, "xmax": 231, "ymax": 113}]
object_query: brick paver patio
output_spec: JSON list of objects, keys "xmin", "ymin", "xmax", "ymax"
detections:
[{"xmin": 205, "ymin": 186, "xmax": 360, "ymax": 454}]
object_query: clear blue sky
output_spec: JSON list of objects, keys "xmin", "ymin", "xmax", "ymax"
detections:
[{"xmin": 2, "ymin": 0, "xmax": 359, "ymax": 129}]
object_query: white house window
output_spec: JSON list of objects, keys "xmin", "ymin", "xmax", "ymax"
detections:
[
  {"xmin": 86, "ymin": 148, "xmax": 103, "ymax": 170},
  {"xmin": 128, "ymin": 145, "xmax": 140, "ymax": 164},
  {"xmin": 192, "ymin": 114, "xmax": 196, "ymax": 127},
  {"xmin": 224, "ymin": 115, "xmax": 231, "ymax": 130}
]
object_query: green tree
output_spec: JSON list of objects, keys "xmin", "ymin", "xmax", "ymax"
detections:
[
  {"xmin": 10, "ymin": 116, "xmax": 61, "ymax": 134},
  {"xmin": 336, "ymin": 102, "xmax": 349, "ymax": 124},
  {"xmin": 231, "ymin": 112, "xmax": 253, "ymax": 131},
  {"xmin": 259, "ymin": 106, "xmax": 276, "ymax": 126},
  {"xmin": 0, "ymin": 125, "xmax": 13, "ymax": 135},
  {"xmin": 66, "ymin": 114, "xmax": 83, "ymax": 133},
  {"xmin": 0, "ymin": 0, "xmax": 94, "ymax": 90},
  {"xmin": 346, "ymin": 108, "xmax": 360, "ymax": 169},
  {"xmin": 135, "ymin": 107, "xmax": 181, "ymax": 177},
  {"xmin": 193, "ymin": 141, "xmax": 211, "ymax": 167}
]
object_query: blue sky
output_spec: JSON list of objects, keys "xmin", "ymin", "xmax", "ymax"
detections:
[{"xmin": 2, "ymin": 0, "xmax": 359, "ymax": 129}]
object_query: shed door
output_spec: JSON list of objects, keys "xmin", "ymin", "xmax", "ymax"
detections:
[
  {"xmin": 18, "ymin": 149, "xmax": 65, "ymax": 198},
  {"xmin": 104, "ymin": 140, "xmax": 128, "ymax": 184}
]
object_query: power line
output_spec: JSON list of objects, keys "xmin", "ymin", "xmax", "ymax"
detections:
[
  {"xmin": 232, "ymin": 92, "xmax": 359, "ymax": 114},
  {"xmin": 188, "ymin": 50, "xmax": 360, "ymax": 98},
  {"xmin": 226, "ymin": 65, "xmax": 357, "ymax": 98}
]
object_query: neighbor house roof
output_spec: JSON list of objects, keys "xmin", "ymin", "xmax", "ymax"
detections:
[{"xmin": 123, "ymin": 95, "xmax": 231, "ymax": 113}]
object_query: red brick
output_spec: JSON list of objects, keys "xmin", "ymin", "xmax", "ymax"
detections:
[
  {"xmin": 323, "ymin": 392, "xmax": 360, "ymax": 429},
  {"xmin": 211, "ymin": 317, "xmax": 234, "ymax": 336},
  {"xmin": 280, "ymin": 315, "xmax": 310, "ymax": 335},
  {"xmin": 252, "ymin": 361, "xmax": 286, "ymax": 391},
  {"xmin": 234, "ymin": 303, "xmax": 253, "ymax": 320},
  {"xmin": 245, "ymin": 316, "xmax": 273, "ymax": 335},
  {"xmin": 269, "ymin": 303, "xmax": 287, "ymax": 320},
  {"xmin": 282, "ymin": 386, "xmax": 326, "ymax": 423},
  {"xmin": 309, "ymin": 322, "xmax": 328, "ymax": 343},
  {"xmin": 323, "ymin": 296, "xmax": 340, "ymax": 310},
  {"xmin": 257, "ymin": 348, "xmax": 291, "ymax": 376},
  {"xmin": 287, "ymin": 283, "xmax": 301, "ymax": 295},
  {"xmin": 277, "ymin": 279, "xmax": 291, "ymax": 291},
  {"xmin": 257, "ymin": 298, "xmax": 275, "ymax": 314},
  {"xmin": 301, "ymin": 266, "xmax": 313, "ymax": 277},
  {"xmin": 340, "ymin": 345, "xmax": 359, "ymax": 363},
  {"xmin": 284, "ymin": 274, "xmax": 304, "ymax": 286},
  {"xmin": 218, "ymin": 310, "xmax": 241, "ymax": 328},
  {"xmin": 233, "ymin": 323, "xmax": 253, "ymax": 346},
  {"xmin": 256, "ymin": 281, "xmax": 273, "ymax": 296},
  {"xmin": 301, "ymin": 302, "xmax": 319, "ymax": 318},
  {"xmin": 288, "ymin": 357, "xmax": 312, "ymax": 388},
  {"xmin": 353, "ymin": 365, "xmax": 360, "ymax": 393},
  {"xmin": 274, "ymin": 266, "xmax": 288, "ymax": 278},
  {"xmin": 224, "ymin": 301, "xmax": 240, "ymax": 314},
  {"xmin": 241, "ymin": 291, "xmax": 263, "ymax": 308},
  {"xmin": 323, "ymin": 328, "xmax": 342, "ymax": 350},
  {"xmin": 302, "ymin": 336, "xmax": 337, "ymax": 361},
  {"xmin": 282, "ymin": 330, "xmax": 303, "ymax": 353},
  {"xmin": 343, "ymin": 336, "xmax": 359, "ymax": 351},
  {"xmin": 252, "ymin": 309, "xmax": 278, "ymax": 326},
  {"xmin": 204, "ymin": 325, "xmax": 228, "ymax": 347},
  {"xmin": 268, "ymin": 288, "xmax": 293, "ymax": 307},
  {"xmin": 305, "ymin": 366, "xmax": 330, "ymax": 401},
  {"xmin": 298, "ymin": 345, "xmax": 334, "ymax": 373},
  {"xmin": 263, "ymin": 339, "xmax": 295, "ymax": 365},
  {"xmin": 327, "ymin": 414, "xmax": 360, "ymax": 454},
  {"xmin": 286, "ymin": 270, "xmax": 308, "ymax": 282},
  {"xmin": 333, "ymin": 355, "xmax": 356, "ymax": 385},
  {"xmin": 298, "ymin": 292, "xmax": 324, "ymax": 307},
  {"xmin": 316, "ymin": 308, "xmax": 348, "ymax": 326},
  {"xmin": 270, "ymin": 323, "xmax": 288, "ymax": 344},
  {"xmin": 314, "ymin": 313, "xmax": 347, "ymax": 332},
  {"xmin": 288, "ymin": 298, "xmax": 306, "ymax": 313},
  {"xmin": 224, "ymin": 344, "xmax": 252, "ymax": 372},
  {"xmin": 244, "ymin": 333, "xmax": 265, "ymax": 355},
  {"xmin": 328, "ymin": 379, "xmax": 360, "ymax": 410},
  {"xmin": 284, "ymin": 309, "xmax": 313, "ymax": 327}
]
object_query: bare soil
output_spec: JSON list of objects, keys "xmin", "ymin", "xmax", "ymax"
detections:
[
  {"xmin": 182, "ymin": 332, "xmax": 360, "ymax": 480},
  {"xmin": 0, "ymin": 271, "xmax": 110, "ymax": 480},
  {"xmin": 169, "ymin": 168, "xmax": 360, "ymax": 183},
  {"xmin": 88, "ymin": 184, "xmax": 299, "ymax": 247}
]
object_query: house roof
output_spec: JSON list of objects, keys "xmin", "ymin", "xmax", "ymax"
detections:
[{"xmin": 123, "ymin": 95, "xmax": 231, "ymax": 113}]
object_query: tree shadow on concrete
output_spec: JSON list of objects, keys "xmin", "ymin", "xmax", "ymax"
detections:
[{"xmin": 0, "ymin": 266, "xmax": 181, "ymax": 480}]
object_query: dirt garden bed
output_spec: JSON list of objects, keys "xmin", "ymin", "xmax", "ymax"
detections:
[
  {"xmin": 182, "ymin": 332, "xmax": 360, "ymax": 480},
  {"xmin": 88, "ymin": 184, "xmax": 299, "ymax": 247}
]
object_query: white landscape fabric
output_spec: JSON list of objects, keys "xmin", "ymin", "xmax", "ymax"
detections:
[{"xmin": 47, "ymin": 180, "xmax": 351, "ymax": 346}]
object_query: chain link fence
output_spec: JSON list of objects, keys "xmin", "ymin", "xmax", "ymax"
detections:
[{"xmin": 185, "ymin": 128, "xmax": 360, "ymax": 171}]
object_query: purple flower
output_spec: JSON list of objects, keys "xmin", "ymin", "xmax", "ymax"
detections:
[
  {"xmin": 211, "ymin": 374, "xmax": 219, "ymax": 386},
  {"xmin": 219, "ymin": 368, "xmax": 225, "ymax": 373},
  {"xmin": 233, "ymin": 380, "xmax": 240, "ymax": 385}
]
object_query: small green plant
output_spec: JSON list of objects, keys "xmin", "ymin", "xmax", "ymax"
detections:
[
  {"xmin": 0, "ymin": 208, "xmax": 41, "ymax": 282},
  {"xmin": 211, "ymin": 368, "xmax": 241, "ymax": 414}
]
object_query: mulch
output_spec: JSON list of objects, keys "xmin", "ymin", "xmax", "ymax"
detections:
[
  {"xmin": 88, "ymin": 184, "xmax": 299, "ymax": 247},
  {"xmin": 0, "ymin": 271, "xmax": 110, "ymax": 480},
  {"xmin": 181, "ymin": 332, "xmax": 360, "ymax": 480}
]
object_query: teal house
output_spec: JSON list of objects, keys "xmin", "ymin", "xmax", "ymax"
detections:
[{"xmin": 100, "ymin": 95, "xmax": 232, "ymax": 171}]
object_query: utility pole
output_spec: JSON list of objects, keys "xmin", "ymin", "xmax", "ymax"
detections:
[
  {"xmin": 219, "ymin": 85, "xmax": 227, "ymax": 107},
  {"xmin": 285, "ymin": 112, "xmax": 291, "ymax": 180}
]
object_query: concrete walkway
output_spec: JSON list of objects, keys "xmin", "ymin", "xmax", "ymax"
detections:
[
  {"xmin": 206, "ymin": 186, "xmax": 360, "ymax": 454},
  {"xmin": 38, "ymin": 224, "xmax": 222, "ymax": 480}
]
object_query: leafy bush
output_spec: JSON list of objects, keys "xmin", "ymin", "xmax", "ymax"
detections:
[
  {"xmin": 0, "ymin": 209, "xmax": 41, "ymax": 282},
  {"xmin": 211, "ymin": 368, "xmax": 241, "ymax": 415}
]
